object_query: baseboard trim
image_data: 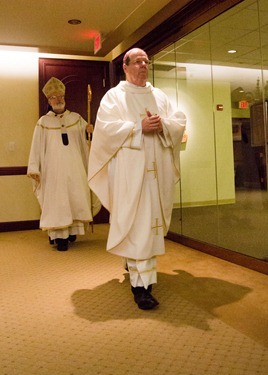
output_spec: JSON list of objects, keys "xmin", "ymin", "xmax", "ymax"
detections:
[
  {"xmin": 166, "ymin": 231, "xmax": 268, "ymax": 275},
  {"xmin": 0, "ymin": 166, "xmax": 27, "ymax": 176},
  {"xmin": 0, "ymin": 220, "xmax": 40, "ymax": 232},
  {"xmin": 0, "ymin": 214, "xmax": 109, "ymax": 233}
]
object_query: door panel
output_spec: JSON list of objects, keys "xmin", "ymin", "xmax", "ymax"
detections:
[{"xmin": 39, "ymin": 58, "xmax": 110, "ymax": 122}]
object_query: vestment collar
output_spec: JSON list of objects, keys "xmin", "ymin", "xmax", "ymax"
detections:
[
  {"xmin": 47, "ymin": 109, "xmax": 70, "ymax": 118},
  {"xmin": 119, "ymin": 81, "xmax": 153, "ymax": 94}
]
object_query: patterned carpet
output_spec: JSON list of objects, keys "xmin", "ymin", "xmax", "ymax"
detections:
[{"xmin": 0, "ymin": 224, "xmax": 268, "ymax": 375}]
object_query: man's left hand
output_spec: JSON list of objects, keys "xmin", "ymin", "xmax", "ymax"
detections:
[{"xmin": 86, "ymin": 124, "xmax": 94, "ymax": 134}]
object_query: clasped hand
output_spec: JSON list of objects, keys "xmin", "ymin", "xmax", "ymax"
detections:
[
  {"xmin": 142, "ymin": 110, "xmax": 163, "ymax": 133},
  {"xmin": 86, "ymin": 124, "xmax": 94, "ymax": 134},
  {"xmin": 31, "ymin": 174, "xmax": 40, "ymax": 184}
]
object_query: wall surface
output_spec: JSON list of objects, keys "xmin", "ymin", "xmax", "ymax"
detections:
[
  {"xmin": 155, "ymin": 77, "xmax": 235, "ymax": 207},
  {"xmin": 0, "ymin": 50, "xmax": 41, "ymax": 222}
]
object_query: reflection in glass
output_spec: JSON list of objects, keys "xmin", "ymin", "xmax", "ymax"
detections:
[{"xmin": 150, "ymin": 0, "xmax": 268, "ymax": 261}]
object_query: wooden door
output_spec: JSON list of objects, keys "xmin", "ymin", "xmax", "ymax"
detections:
[{"xmin": 39, "ymin": 58, "xmax": 111, "ymax": 223}]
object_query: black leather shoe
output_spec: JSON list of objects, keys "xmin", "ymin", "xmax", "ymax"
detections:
[
  {"xmin": 56, "ymin": 238, "xmax": 68, "ymax": 251},
  {"xmin": 146, "ymin": 292, "xmax": 159, "ymax": 307},
  {"xmin": 68, "ymin": 235, "xmax": 77, "ymax": 242},
  {"xmin": 49, "ymin": 237, "xmax": 54, "ymax": 245},
  {"xmin": 131, "ymin": 286, "xmax": 159, "ymax": 310}
]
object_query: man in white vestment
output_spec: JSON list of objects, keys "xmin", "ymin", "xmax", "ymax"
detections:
[
  {"xmin": 88, "ymin": 48, "xmax": 186, "ymax": 309},
  {"xmin": 28, "ymin": 77, "xmax": 100, "ymax": 251}
]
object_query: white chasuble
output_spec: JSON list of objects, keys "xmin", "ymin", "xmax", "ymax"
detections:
[
  {"xmin": 88, "ymin": 81, "xmax": 186, "ymax": 260},
  {"xmin": 107, "ymin": 130, "xmax": 165, "ymax": 259}
]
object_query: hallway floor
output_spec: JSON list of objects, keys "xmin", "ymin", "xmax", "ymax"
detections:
[{"xmin": 0, "ymin": 224, "xmax": 267, "ymax": 375}]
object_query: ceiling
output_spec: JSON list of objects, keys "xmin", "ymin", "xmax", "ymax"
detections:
[
  {"xmin": 2, "ymin": 0, "xmax": 267, "ymax": 93},
  {"xmin": 0, "ymin": 0, "xmax": 192, "ymax": 59},
  {"xmin": 154, "ymin": 0, "xmax": 268, "ymax": 68},
  {"xmin": 151, "ymin": 0, "xmax": 268, "ymax": 93}
]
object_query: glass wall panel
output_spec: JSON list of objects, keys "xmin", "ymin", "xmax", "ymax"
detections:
[
  {"xmin": 150, "ymin": 0, "xmax": 268, "ymax": 261},
  {"xmin": 210, "ymin": 0, "xmax": 265, "ymax": 258},
  {"xmin": 149, "ymin": 45, "xmax": 184, "ymax": 235}
]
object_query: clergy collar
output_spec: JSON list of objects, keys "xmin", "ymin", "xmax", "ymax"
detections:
[
  {"xmin": 120, "ymin": 81, "xmax": 152, "ymax": 93},
  {"xmin": 48, "ymin": 109, "xmax": 69, "ymax": 118},
  {"xmin": 125, "ymin": 80, "xmax": 150, "ymax": 88}
]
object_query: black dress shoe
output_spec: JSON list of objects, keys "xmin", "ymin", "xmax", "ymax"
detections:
[
  {"xmin": 68, "ymin": 235, "xmax": 77, "ymax": 242},
  {"xmin": 55, "ymin": 238, "xmax": 69, "ymax": 251},
  {"xmin": 131, "ymin": 286, "xmax": 159, "ymax": 310},
  {"xmin": 49, "ymin": 237, "xmax": 55, "ymax": 245}
]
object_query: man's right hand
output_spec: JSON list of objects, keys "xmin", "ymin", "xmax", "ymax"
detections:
[
  {"xmin": 142, "ymin": 110, "xmax": 163, "ymax": 133},
  {"xmin": 30, "ymin": 174, "xmax": 40, "ymax": 184}
]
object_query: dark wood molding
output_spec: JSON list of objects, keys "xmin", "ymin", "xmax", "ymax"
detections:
[
  {"xmin": 0, "ymin": 166, "xmax": 27, "ymax": 176},
  {"xmin": 166, "ymin": 232, "xmax": 268, "ymax": 275},
  {"xmin": 0, "ymin": 220, "xmax": 40, "ymax": 232},
  {"xmin": 0, "ymin": 213, "xmax": 110, "ymax": 232}
]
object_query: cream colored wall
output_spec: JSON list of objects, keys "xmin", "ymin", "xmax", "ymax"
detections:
[
  {"xmin": 0, "ymin": 50, "xmax": 40, "ymax": 222},
  {"xmin": 1, "ymin": 176, "xmax": 40, "ymax": 221},
  {"xmin": 155, "ymin": 77, "xmax": 235, "ymax": 207}
]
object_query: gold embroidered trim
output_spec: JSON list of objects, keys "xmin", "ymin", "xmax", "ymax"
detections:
[
  {"xmin": 128, "ymin": 127, "xmax": 135, "ymax": 147},
  {"xmin": 147, "ymin": 161, "xmax": 157, "ymax": 178},
  {"xmin": 151, "ymin": 218, "xmax": 162, "ymax": 235},
  {"xmin": 37, "ymin": 118, "xmax": 80, "ymax": 130}
]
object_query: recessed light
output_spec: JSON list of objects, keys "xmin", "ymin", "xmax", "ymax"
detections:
[
  {"xmin": 228, "ymin": 49, "xmax": 237, "ymax": 54},
  {"xmin": 68, "ymin": 19, "xmax": 82, "ymax": 25}
]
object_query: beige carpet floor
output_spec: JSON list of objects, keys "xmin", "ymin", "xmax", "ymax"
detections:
[{"xmin": 0, "ymin": 224, "xmax": 268, "ymax": 375}]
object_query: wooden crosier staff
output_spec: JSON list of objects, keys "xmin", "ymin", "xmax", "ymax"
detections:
[
  {"xmin": 87, "ymin": 84, "xmax": 93, "ymax": 141},
  {"xmin": 87, "ymin": 84, "xmax": 94, "ymax": 232}
]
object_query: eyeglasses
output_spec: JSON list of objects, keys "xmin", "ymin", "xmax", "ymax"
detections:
[
  {"xmin": 129, "ymin": 59, "xmax": 151, "ymax": 66},
  {"xmin": 49, "ymin": 95, "xmax": 65, "ymax": 100}
]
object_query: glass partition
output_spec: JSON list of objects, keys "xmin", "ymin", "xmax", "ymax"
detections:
[{"xmin": 150, "ymin": 0, "xmax": 268, "ymax": 261}]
